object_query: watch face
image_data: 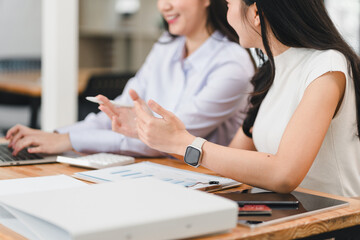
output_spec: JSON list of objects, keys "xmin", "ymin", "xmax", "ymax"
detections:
[{"xmin": 184, "ymin": 146, "xmax": 201, "ymax": 167}]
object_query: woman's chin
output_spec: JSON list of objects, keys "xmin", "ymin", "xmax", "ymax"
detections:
[{"xmin": 168, "ymin": 27, "xmax": 183, "ymax": 36}]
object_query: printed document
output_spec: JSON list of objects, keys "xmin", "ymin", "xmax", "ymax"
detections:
[{"xmin": 73, "ymin": 161, "xmax": 240, "ymax": 191}]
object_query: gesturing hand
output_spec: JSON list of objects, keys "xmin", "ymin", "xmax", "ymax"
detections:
[
  {"xmin": 98, "ymin": 90, "xmax": 154, "ymax": 139},
  {"xmin": 132, "ymin": 95, "xmax": 194, "ymax": 155},
  {"xmin": 97, "ymin": 94, "xmax": 138, "ymax": 138}
]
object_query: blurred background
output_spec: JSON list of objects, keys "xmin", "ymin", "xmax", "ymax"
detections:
[{"xmin": 0, "ymin": 0, "xmax": 359, "ymax": 136}]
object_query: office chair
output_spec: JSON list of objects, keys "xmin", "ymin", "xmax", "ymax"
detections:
[
  {"xmin": 0, "ymin": 59, "xmax": 41, "ymax": 132},
  {"xmin": 0, "ymin": 91, "xmax": 38, "ymax": 135},
  {"xmin": 78, "ymin": 72, "xmax": 135, "ymax": 120}
]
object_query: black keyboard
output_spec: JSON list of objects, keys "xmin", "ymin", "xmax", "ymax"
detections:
[{"xmin": 0, "ymin": 145, "xmax": 43, "ymax": 162}]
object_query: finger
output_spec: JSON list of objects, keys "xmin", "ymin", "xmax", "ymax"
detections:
[
  {"xmin": 96, "ymin": 95, "xmax": 113, "ymax": 110},
  {"xmin": 6, "ymin": 125, "xmax": 21, "ymax": 140},
  {"xmin": 130, "ymin": 89, "xmax": 146, "ymax": 110},
  {"xmin": 97, "ymin": 95, "xmax": 118, "ymax": 113},
  {"xmin": 9, "ymin": 130, "xmax": 26, "ymax": 149},
  {"xmin": 99, "ymin": 105, "xmax": 116, "ymax": 120},
  {"xmin": 129, "ymin": 89, "xmax": 140, "ymax": 101},
  {"xmin": 148, "ymin": 100, "xmax": 173, "ymax": 120},
  {"xmin": 12, "ymin": 137, "xmax": 36, "ymax": 156},
  {"xmin": 96, "ymin": 94, "xmax": 109, "ymax": 104},
  {"xmin": 27, "ymin": 146, "xmax": 44, "ymax": 154},
  {"xmin": 134, "ymin": 101, "xmax": 153, "ymax": 124},
  {"xmin": 141, "ymin": 100, "xmax": 153, "ymax": 116},
  {"xmin": 135, "ymin": 118, "xmax": 147, "ymax": 143}
]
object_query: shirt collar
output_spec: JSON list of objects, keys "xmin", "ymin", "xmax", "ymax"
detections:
[{"xmin": 172, "ymin": 31, "xmax": 227, "ymax": 73}]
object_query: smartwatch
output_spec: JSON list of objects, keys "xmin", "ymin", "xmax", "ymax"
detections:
[{"xmin": 184, "ymin": 137, "xmax": 207, "ymax": 168}]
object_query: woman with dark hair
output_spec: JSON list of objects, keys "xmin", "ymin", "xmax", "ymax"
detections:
[
  {"xmin": 6, "ymin": 0, "xmax": 254, "ymax": 157},
  {"xmin": 108, "ymin": 0, "xmax": 360, "ymax": 197}
]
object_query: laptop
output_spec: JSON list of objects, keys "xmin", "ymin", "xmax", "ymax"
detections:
[{"xmin": 0, "ymin": 143, "xmax": 58, "ymax": 166}]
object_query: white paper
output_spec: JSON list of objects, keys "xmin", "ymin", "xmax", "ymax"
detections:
[{"xmin": 74, "ymin": 161, "xmax": 240, "ymax": 191}]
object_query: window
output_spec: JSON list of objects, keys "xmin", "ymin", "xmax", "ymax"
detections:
[{"xmin": 326, "ymin": 0, "xmax": 360, "ymax": 54}]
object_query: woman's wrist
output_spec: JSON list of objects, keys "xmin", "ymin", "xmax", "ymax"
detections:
[
  {"xmin": 174, "ymin": 131, "xmax": 196, "ymax": 156},
  {"xmin": 60, "ymin": 133, "xmax": 73, "ymax": 152}
]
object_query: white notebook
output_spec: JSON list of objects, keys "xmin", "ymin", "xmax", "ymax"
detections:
[
  {"xmin": 0, "ymin": 175, "xmax": 87, "ymax": 240},
  {"xmin": 0, "ymin": 178, "xmax": 238, "ymax": 240}
]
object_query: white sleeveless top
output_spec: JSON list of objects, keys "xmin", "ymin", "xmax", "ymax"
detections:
[{"xmin": 252, "ymin": 47, "xmax": 360, "ymax": 197}]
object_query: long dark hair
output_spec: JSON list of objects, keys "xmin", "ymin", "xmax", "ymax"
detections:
[
  {"xmin": 162, "ymin": 0, "xmax": 239, "ymax": 43},
  {"xmin": 242, "ymin": 0, "xmax": 360, "ymax": 140}
]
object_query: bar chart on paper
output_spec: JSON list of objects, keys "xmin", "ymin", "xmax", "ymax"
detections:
[{"xmin": 73, "ymin": 162, "xmax": 240, "ymax": 191}]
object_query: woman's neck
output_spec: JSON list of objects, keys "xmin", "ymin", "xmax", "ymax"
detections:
[
  {"xmin": 270, "ymin": 41, "xmax": 290, "ymax": 57},
  {"xmin": 184, "ymin": 26, "xmax": 213, "ymax": 58},
  {"xmin": 260, "ymin": 32, "xmax": 290, "ymax": 57}
]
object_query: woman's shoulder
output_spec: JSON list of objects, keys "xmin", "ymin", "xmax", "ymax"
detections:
[
  {"xmin": 289, "ymin": 48, "xmax": 349, "ymax": 77},
  {"xmin": 309, "ymin": 49, "xmax": 348, "ymax": 76},
  {"xmin": 308, "ymin": 49, "xmax": 347, "ymax": 63},
  {"xmin": 297, "ymin": 48, "xmax": 350, "ymax": 89},
  {"xmin": 297, "ymin": 48, "xmax": 348, "ymax": 67}
]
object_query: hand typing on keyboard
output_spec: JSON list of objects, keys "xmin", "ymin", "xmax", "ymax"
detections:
[{"xmin": 6, "ymin": 125, "xmax": 72, "ymax": 155}]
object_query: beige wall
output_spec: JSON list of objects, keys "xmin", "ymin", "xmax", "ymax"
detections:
[
  {"xmin": 0, "ymin": 0, "xmax": 42, "ymax": 58},
  {"xmin": 79, "ymin": 0, "xmax": 161, "ymax": 72}
]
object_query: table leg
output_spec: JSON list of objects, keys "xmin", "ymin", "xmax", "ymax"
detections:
[{"xmin": 30, "ymin": 97, "xmax": 41, "ymax": 129}]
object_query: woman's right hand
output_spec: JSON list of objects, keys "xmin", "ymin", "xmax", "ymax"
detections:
[
  {"xmin": 5, "ymin": 124, "xmax": 72, "ymax": 155},
  {"xmin": 132, "ymin": 93, "xmax": 195, "ymax": 155}
]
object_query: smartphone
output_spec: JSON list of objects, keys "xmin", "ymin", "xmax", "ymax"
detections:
[
  {"xmin": 86, "ymin": 96, "xmax": 132, "ymax": 108},
  {"xmin": 216, "ymin": 192, "xmax": 299, "ymax": 208}
]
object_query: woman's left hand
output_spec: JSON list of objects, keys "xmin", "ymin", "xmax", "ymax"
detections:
[
  {"xmin": 97, "ymin": 95, "xmax": 138, "ymax": 138},
  {"xmin": 132, "ymin": 90, "xmax": 195, "ymax": 155}
]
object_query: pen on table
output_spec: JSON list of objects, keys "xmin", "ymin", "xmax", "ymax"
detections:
[{"xmin": 187, "ymin": 180, "xmax": 220, "ymax": 188}]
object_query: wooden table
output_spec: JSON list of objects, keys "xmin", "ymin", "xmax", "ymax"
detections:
[
  {"xmin": 0, "ymin": 156, "xmax": 359, "ymax": 240},
  {"xmin": 0, "ymin": 68, "xmax": 111, "ymax": 128},
  {"xmin": 0, "ymin": 68, "xmax": 111, "ymax": 97}
]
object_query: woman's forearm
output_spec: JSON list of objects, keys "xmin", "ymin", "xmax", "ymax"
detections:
[{"xmin": 200, "ymin": 142, "xmax": 301, "ymax": 193}]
